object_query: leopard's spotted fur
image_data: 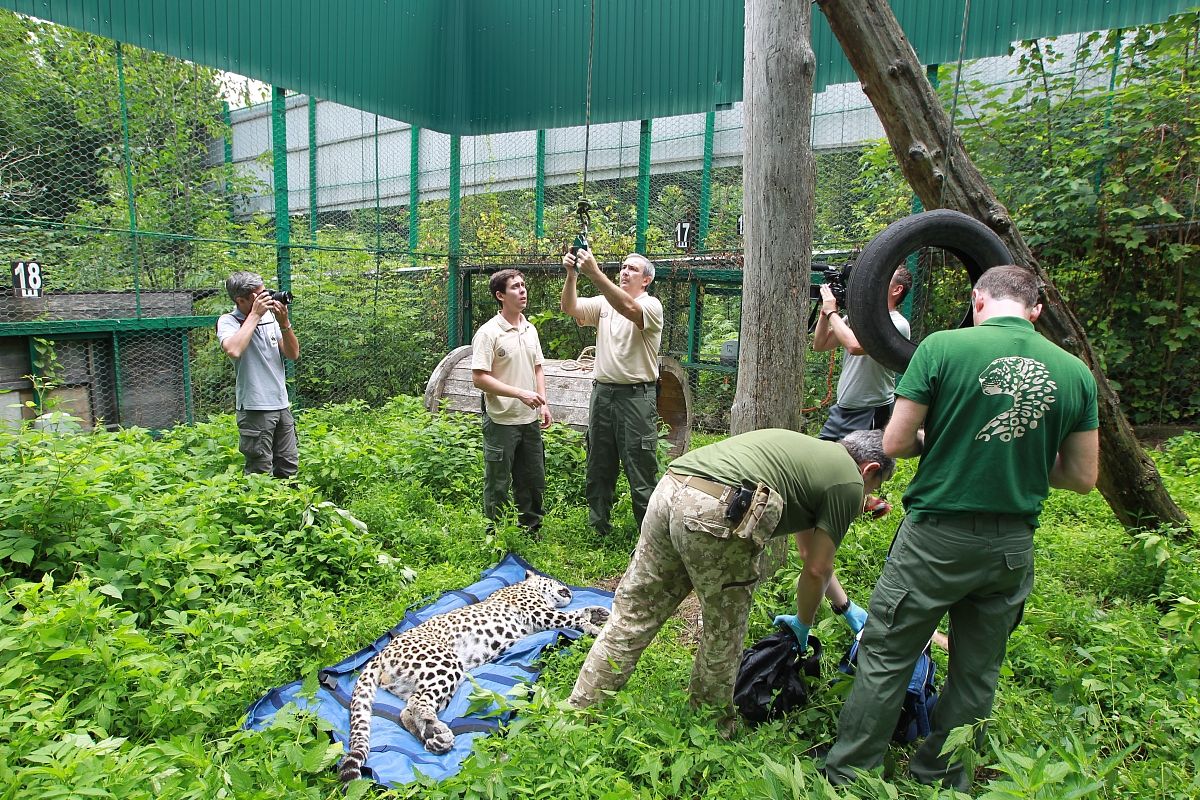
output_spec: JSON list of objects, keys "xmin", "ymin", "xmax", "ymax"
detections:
[{"xmin": 338, "ymin": 571, "xmax": 609, "ymax": 783}]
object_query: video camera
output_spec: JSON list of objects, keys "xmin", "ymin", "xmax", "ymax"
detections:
[{"xmin": 810, "ymin": 261, "xmax": 853, "ymax": 305}]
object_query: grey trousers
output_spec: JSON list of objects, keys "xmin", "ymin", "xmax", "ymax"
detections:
[
  {"xmin": 236, "ymin": 408, "xmax": 298, "ymax": 478},
  {"xmin": 825, "ymin": 512, "xmax": 1034, "ymax": 791}
]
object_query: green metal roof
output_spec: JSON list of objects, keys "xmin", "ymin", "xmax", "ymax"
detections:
[{"xmin": 1, "ymin": 1, "xmax": 1193, "ymax": 134}]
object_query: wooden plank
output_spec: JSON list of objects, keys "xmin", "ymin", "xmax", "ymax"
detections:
[
  {"xmin": 429, "ymin": 350, "xmax": 692, "ymax": 456},
  {"xmin": 453, "ymin": 364, "xmax": 593, "ymax": 392},
  {"xmin": 543, "ymin": 363, "xmax": 595, "ymax": 379},
  {"xmin": 550, "ymin": 406, "xmax": 589, "ymax": 427},
  {"xmin": 424, "ymin": 345, "xmax": 473, "ymax": 412}
]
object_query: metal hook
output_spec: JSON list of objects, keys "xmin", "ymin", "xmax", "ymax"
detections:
[{"xmin": 575, "ymin": 198, "xmax": 592, "ymax": 234}]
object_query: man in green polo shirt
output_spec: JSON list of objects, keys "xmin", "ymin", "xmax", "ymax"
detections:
[
  {"xmin": 824, "ymin": 265, "xmax": 1099, "ymax": 791},
  {"xmin": 471, "ymin": 269, "xmax": 552, "ymax": 532},
  {"xmin": 567, "ymin": 428, "xmax": 894, "ymax": 734}
]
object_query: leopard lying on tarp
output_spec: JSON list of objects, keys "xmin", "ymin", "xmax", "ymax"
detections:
[{"xmin": 338, "ymin": 571, "xmax": 610, "ymax": 783}]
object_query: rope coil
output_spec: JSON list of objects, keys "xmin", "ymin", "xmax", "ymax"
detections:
[{"xmin": 561, "ymin": 345, "xmax": 596, "ymax": 372}]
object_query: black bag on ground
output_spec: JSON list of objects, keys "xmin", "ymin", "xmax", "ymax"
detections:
[
  {"xmin": 838, "ymin": 633, "xmax": 938, "ymax": 743},
  {"xmin": 734, "ymin": 631, "xmax": 822, "ymax": 724}
]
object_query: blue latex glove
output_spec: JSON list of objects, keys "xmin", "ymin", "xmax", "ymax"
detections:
[
  {"xmin": 772, "ymin": 614, "xmax": 810, "ymax": 652},
  {"xmin": 839, "ymin": 600, "xmax": 869, "ymax": 635}
]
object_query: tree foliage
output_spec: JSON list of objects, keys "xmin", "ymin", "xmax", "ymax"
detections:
[
  {"xmin": 4, "ymin": 9, "xmax": 1197, "ymax": 424},
  {"xmin": 854, "ymin": 15, "xmax": 1200, "ymax": 423}
]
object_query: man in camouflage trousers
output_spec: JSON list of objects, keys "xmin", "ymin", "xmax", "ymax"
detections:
[{"xmin": 568, "ymin": 428, "xmax": 894, "ymax": 731}]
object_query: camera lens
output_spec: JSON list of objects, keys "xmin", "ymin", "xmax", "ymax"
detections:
[{"xmin": 270, "ymin": 290, "xmax": 293, "ymax": 304}]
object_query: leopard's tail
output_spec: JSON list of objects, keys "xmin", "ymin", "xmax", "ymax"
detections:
[{"xmin": 338, "ymin": 654, "xmax": 383, "ymax": 783}]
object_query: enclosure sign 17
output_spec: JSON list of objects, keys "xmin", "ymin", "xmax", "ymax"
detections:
[{"xmin": 11, "ymin": 260, "xmax": 43, "ymax": 298}]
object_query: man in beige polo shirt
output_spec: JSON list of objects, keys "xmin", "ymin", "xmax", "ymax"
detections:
[
  {"xmin": 471, "ymin": 269, "xmax": 552, "ymax": 531},
  {"xmin": 561, "ymin": 249, "xmax": 664, "ymax": 537}
]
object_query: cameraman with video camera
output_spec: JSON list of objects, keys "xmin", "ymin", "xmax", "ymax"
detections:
[
  {"xmin": 217, "ymin": 271, "xmax": 300, "ymax": 478},
  {"xmin": 813, "ymin": 265, "xmax": 911, "ymax": 456}
]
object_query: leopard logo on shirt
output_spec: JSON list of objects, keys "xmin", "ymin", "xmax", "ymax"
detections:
[{"xmin": 975, "ymin": 357, "xmax": 1057, "ymax": 442}]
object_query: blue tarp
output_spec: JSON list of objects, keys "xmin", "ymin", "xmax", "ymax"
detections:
[{"xmin": 243, "ymin": 553, "xmax": 613, "ymax": 787}]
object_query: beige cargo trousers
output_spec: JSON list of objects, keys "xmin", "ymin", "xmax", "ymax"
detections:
[{"xmin": 568, "ymin": 470, "xmax": 782, "ymax": 722}]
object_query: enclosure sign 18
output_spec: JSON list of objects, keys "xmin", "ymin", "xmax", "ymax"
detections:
[{"xmin": 11, "ymin": 260, "xmax": 43, "ymax": 298}]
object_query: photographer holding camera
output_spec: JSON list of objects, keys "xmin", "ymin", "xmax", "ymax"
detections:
[
  {"xmin": 217, "ymin": 271, "xmax": 300, "ymax": 478},
  {"xmin": 813, "ymin": 265, "xmax": 911, "ymax": 483}
]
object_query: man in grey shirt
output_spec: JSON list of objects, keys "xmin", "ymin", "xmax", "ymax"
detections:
[
  {"xmin": 813, "ymin": 266, "xmax": 912, "ymax": 443},
  {"xmin": 216, "ymin": 271, "xmax": 300, "ymax": 477}
]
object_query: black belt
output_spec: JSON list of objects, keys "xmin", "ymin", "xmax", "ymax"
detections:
[{"xmin": 595, "ymin": 380, "xmax": 656, "ymax": 388}]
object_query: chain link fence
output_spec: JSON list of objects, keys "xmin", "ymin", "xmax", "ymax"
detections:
[{"xmin": 3, "ymin": 10, "xmax": 1196, "ymax": 436}]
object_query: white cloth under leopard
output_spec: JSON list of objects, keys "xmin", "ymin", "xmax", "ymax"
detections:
[{"xmin": 337, "ymin": 571, "xmax": 609, "ymax": 783}]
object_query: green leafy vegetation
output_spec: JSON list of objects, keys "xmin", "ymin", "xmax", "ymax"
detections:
[{"xmin": 1, "ymin": 399, "xmax": 1197, "ymax": 798}]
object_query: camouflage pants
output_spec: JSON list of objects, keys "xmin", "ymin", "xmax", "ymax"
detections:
[{"xmin": 568, "ymin": 473, "xmax": 764, "ymax": 720}]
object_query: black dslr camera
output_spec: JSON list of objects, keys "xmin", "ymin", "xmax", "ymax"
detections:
[
  {"xmin": 265, "ymin": 289, "xmax": 293, "ymax": 305},
  {"xmin": 810, "ymin": 261, "xmax": 853, "ymax": 305}
]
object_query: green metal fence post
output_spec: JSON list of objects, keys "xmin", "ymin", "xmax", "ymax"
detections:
[
  {"xmin": 697, "ymin": 111, "xmax": 716, "ymax": 251},
  {"xmin": 115, "ymin": 42, "xmax": 142, "ymax": 318},
  {"xmin": 271, "ymin": 86, "xmax": 292, "ymax": 293},
  {"xmin": 448, "ymin": 135, "xmax": 462, "ymax": 347},
  {"xmin": 687, "ymin": 280, "xmax": 701, "ymax": 365},
  {"xmin": 223, "ymin": 101, "xmax": 234, "ymax": 216},
  {"xmin": 637, "ymin": 119, "xmax": 652, "ymax": 253},
  {"xmin": 26, "ymin": 338, "xmax": 42, "ymax": 414},
  {"xmin": 308, "ymin": 96, "xmax": 319, "ymax": 240},
  {"xmin": 181, "ymin": 331, "xmax": 194, "ymax": 425},
  {"xmin": 373, "ymin": 115, "xmax": 382, "ymax": 310},
  {"xmin": 535, "ymin": 129, "xmax": 547, "ymax": 239},
  {"xmin": 409, "ymin": 126, "xmax": 421, "ymax": 266},
  {"xmin": 271, "ymin": 86, "xmax": 295, "ymax": 402},
  {"xmin": 112, "ymin": 333, "xmax": 124, "ymax": 424}
]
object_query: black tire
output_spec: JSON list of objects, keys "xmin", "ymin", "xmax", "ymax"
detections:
[{"xmin": 845, "ymin": 210, "xmax": 1013, "ymax": 372}]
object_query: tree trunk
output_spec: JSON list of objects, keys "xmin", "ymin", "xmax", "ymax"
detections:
[
  {"xmin": 816, "ymin": 0, "xmax": 1190, "ymax": 534},
  {"xmin": 736, "ymin": 0, "xmax": 818, "ymax": 575},
  {"xmin": 731, "ymin": 0, "xmax": 816, "ymax": 436}
]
